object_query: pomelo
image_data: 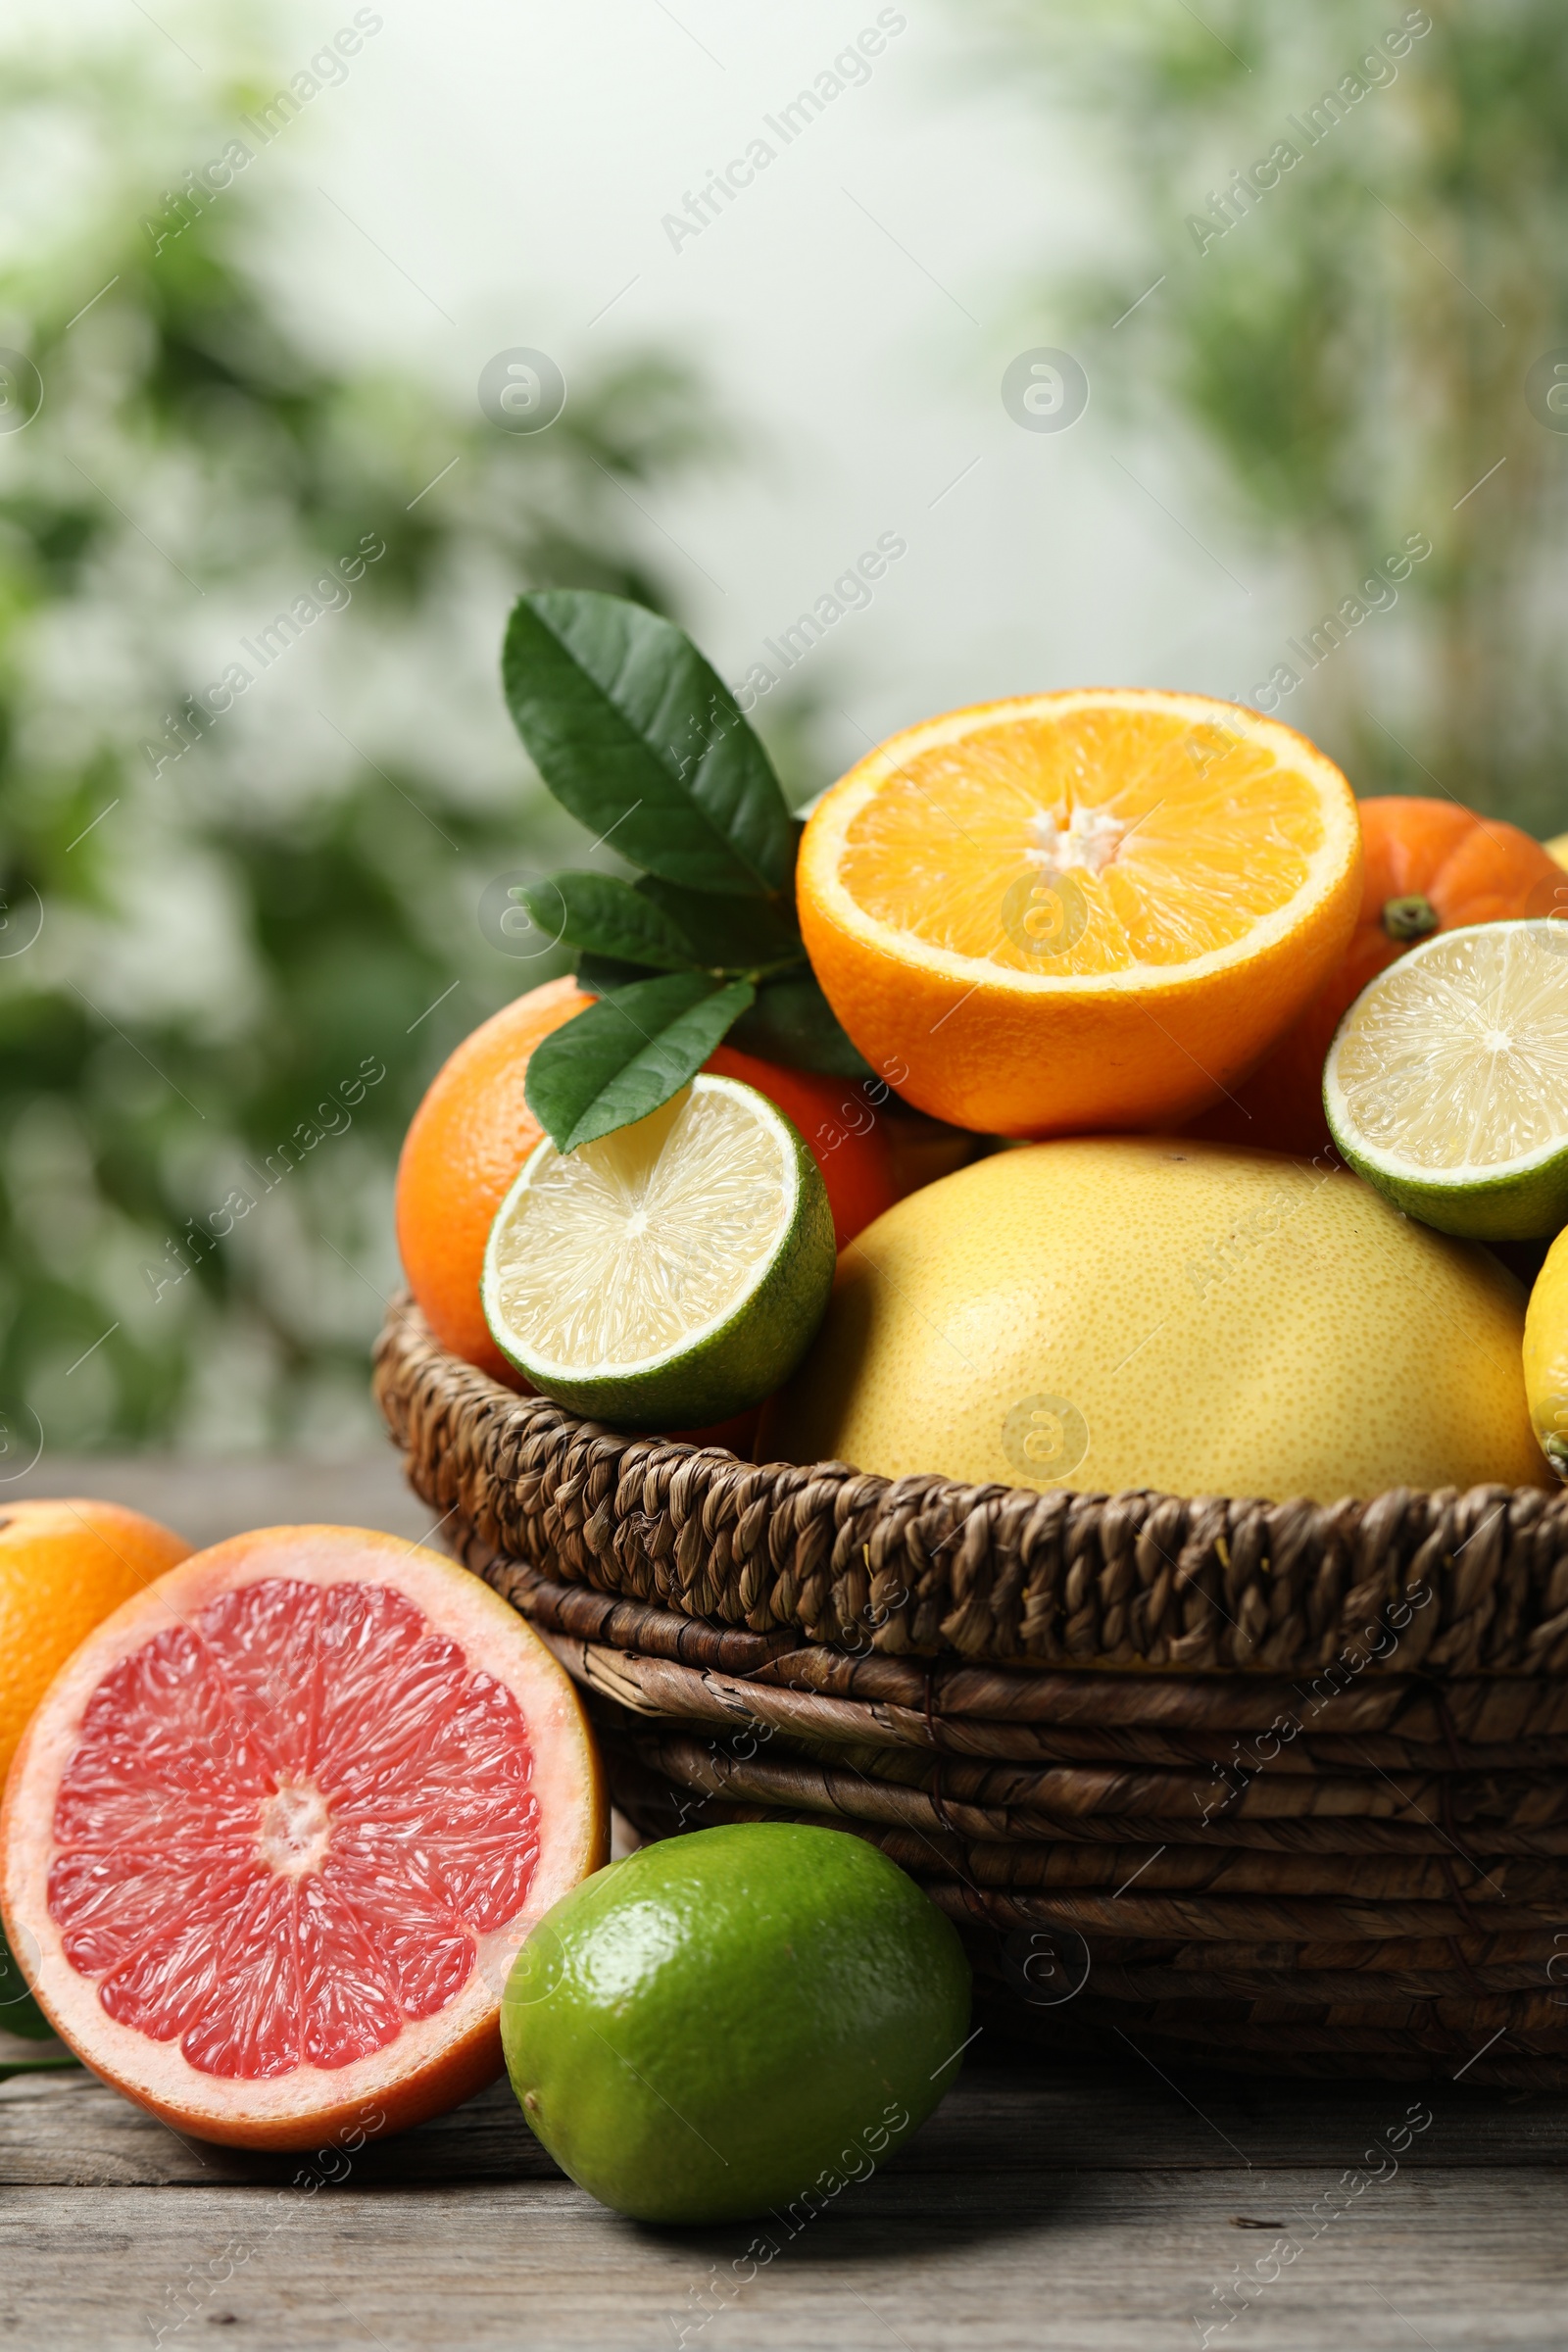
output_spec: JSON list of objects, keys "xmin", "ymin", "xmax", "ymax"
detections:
[
  {"xmin": 763, "ymin": 1137, "xmax": 1544, "ymax": 1503},
  {"xmin": 0, "ymin": 1526, "xmax": 605, "ymax": 2148}
]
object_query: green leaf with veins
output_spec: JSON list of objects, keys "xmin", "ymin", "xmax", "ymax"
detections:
[
  {"xmin": 725, "ymin": 971, "xmax": 875, "ymax": 1077},
  {"xmin": 502, "ymin": 590, "xmax": 796, "ymax": 896},
  {"xmin": 515, "ymin": 871, "xmax": 696, "ymax": 971},
  {"xmin": 523, "ymin": 972, "xmax": 757, "ymax": 1152},
  {"xmin": 573, "ymin": 951, "xmax": 662, "ymax": 994},
  {"xmin": 632, "ymin": 875, "xmax": 804, "ymax": 973}
]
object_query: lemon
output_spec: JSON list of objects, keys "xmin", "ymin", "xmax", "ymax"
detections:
[
  {"xmin": 1324, "ymin": 920, "xmax": 1568, "ymax": 1240},
  {"xmin": 501, "ymin": 1823, "xmax": 971, "ymax": 2225},
  {"xmin": 482, "ymin": 1074, "xmax": 834, "ymax": 1428},
  {"xmin": 763, "ymin": 1138, "xmax": 1543, "ymax": 1503},
  {"xmin": 1545, "ymin": 833, "xmax": 1568, "ymax": 870},
  {"xmin": 1523, "ymin": 1227, "xmax": 1568, "ymax": 1480}
]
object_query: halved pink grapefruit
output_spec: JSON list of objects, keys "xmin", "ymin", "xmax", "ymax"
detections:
[{"xmin": 0, "ymin": 1525, "xmax": 605, "ymax": 2149}]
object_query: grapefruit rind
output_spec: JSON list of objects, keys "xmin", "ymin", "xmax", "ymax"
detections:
[{"xmin": 0, "ymin": 1526, "xmax": 606, "ymax": 2150}]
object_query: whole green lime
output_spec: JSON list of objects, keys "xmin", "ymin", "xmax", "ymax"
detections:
[{"xmin": 500, "ymin": 1822, "xmax": 971, "ymax": 2224}]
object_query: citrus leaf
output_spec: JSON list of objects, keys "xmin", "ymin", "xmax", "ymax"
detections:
[
  {"xmin": 575, "ymin": 951, "xmax": 662, "ymax": 994},
  {"xmin": 518, "ymin": 872, "xmax": 695, "ymax": 971},
  {"xmin": 727, "ymin": 971, "xmax": 876, "ymax": 1078},
  {"xmin": 503, "ymin": 591, "xmax": 795, "ymax": 897},
  {"xmin": 525, "ymin": 973, "xmax": 757, "ymax": 1152},
  {"xmin": 633, "ymin": 876, "xmax": 804, "ymax": 973}
]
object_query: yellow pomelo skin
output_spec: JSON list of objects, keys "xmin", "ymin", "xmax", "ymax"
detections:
[
  {"xmin": 1523, "ymin": 1227, "xmax": 1568, "ymax": 1481},
  {"xmin": 764, "ymin": 1139, "xmax": 1545, "ymax": 1505}
]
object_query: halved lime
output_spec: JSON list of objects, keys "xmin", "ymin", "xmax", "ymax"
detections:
[
  {"xmin": 482, "ymin": 1074, "xmax": 835, "ymax": 1428},
  {"xmin": 1324, "ymin": 918, "xmax": 1568, "ymax": 1239}
]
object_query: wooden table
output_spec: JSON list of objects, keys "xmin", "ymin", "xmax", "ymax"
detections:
[{"xmin": 5, "ymin": 1458, "xmax": 1568, "ymax": 2350}]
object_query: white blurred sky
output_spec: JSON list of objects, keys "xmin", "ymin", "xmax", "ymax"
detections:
[
  {"xmin": 0, "ymin": 0, "xmax": 1301, "ymax": 788},
  {"xmin": 237, "ymin": 0, "xmax": 1286, "ymax": 781}
]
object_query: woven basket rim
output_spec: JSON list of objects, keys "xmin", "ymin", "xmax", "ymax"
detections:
[
  {"xmin": 372, "ymin": 1296, "xmax": 1568, "ymax": 1678},
  {"xmin": 373, "ymin": 1301, "xmax": 1568, "ymax": 2084}
]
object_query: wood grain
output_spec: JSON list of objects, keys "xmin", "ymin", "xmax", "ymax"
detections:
[
  {"xmin": 4, "ymin": 2165, "xmax": 1568, "ymax": 2351},
  {"xmin": 2, "ymin": 1452, "xmax": 441, "ymax": 1549},
  {"xmin": 5, "ymin": 2054, "xmax": 1567, "ymax": 2189}
]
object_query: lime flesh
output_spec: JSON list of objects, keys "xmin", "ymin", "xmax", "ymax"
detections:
[
  {"xmin": 1324, "ymin": 919, "xmax": 1568, "ymax": 1239},
  {"xmin": 481, "ymin": 1075, "xmax": 834, "ymax": 1427},
  {"xmin": 500, "ymin": 1822, "xmax": 971, "ymax": 2225}
]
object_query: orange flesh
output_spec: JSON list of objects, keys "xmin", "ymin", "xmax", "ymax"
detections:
[{"xmin": 838, "ymin": 708, "xmax": 1330, "ymax": 976}]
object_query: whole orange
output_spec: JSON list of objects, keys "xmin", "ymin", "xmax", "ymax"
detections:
[
  {"xmin": 396, "ymin": 977, "xmax": 593, "ymax": 1381},
  {"xmin": 0, "ymin": 1498, "xmax": 191, "ymax": 1791},
  {"xmin": 398, "ymin": 981, "xmax": 906, "ymax": 1384}
]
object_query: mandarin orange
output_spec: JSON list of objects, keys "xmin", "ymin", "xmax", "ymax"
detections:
[{"xmin": 1192, "ymin": 797, "xmax": 1568, "ymax": 1155}]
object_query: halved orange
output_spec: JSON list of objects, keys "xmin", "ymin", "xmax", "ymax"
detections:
[{"xmin": 797, "ymin": 690, "xmax": 1362, "ymax": 1136}]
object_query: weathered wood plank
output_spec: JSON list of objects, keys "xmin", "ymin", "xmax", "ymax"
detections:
[
  {"xmin": 3, "ymin": 1453, "xmax": 437, "ymax": 1549},
  {"xmin": 4, "ymin": 2052, "xmax": 1567, "ymax": 2189},
  {"xmin": 0, "ymin": 2072, "xmax": 558, "ymax": 2187},
  {"xmin": 2, "ymin": 2167, "xmax": 1565, "ymax": 2351}
]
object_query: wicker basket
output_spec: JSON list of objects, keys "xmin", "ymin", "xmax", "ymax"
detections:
[{"xmin": 373, "ymin": 1298, "xmax": 1568, "ymax": 2087}]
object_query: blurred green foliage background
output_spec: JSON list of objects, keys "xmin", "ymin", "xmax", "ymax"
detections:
[
  {"xmin": 988, "ymin": 0, "xmax": 1568, "ymax": 830},
  {"xmin": 0, "ymin": 22, "xmax": 710, "ymax": 1451}
]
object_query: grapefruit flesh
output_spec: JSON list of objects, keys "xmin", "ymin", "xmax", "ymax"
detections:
[{"xmin": 0, "ymin": 1526, "xmax": 605, "ymax": 2148}]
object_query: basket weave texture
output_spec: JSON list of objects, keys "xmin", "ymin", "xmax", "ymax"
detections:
[{"xmin": 374, "ymin": 1298, "xmax": 1568, "ymax": 2086}]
